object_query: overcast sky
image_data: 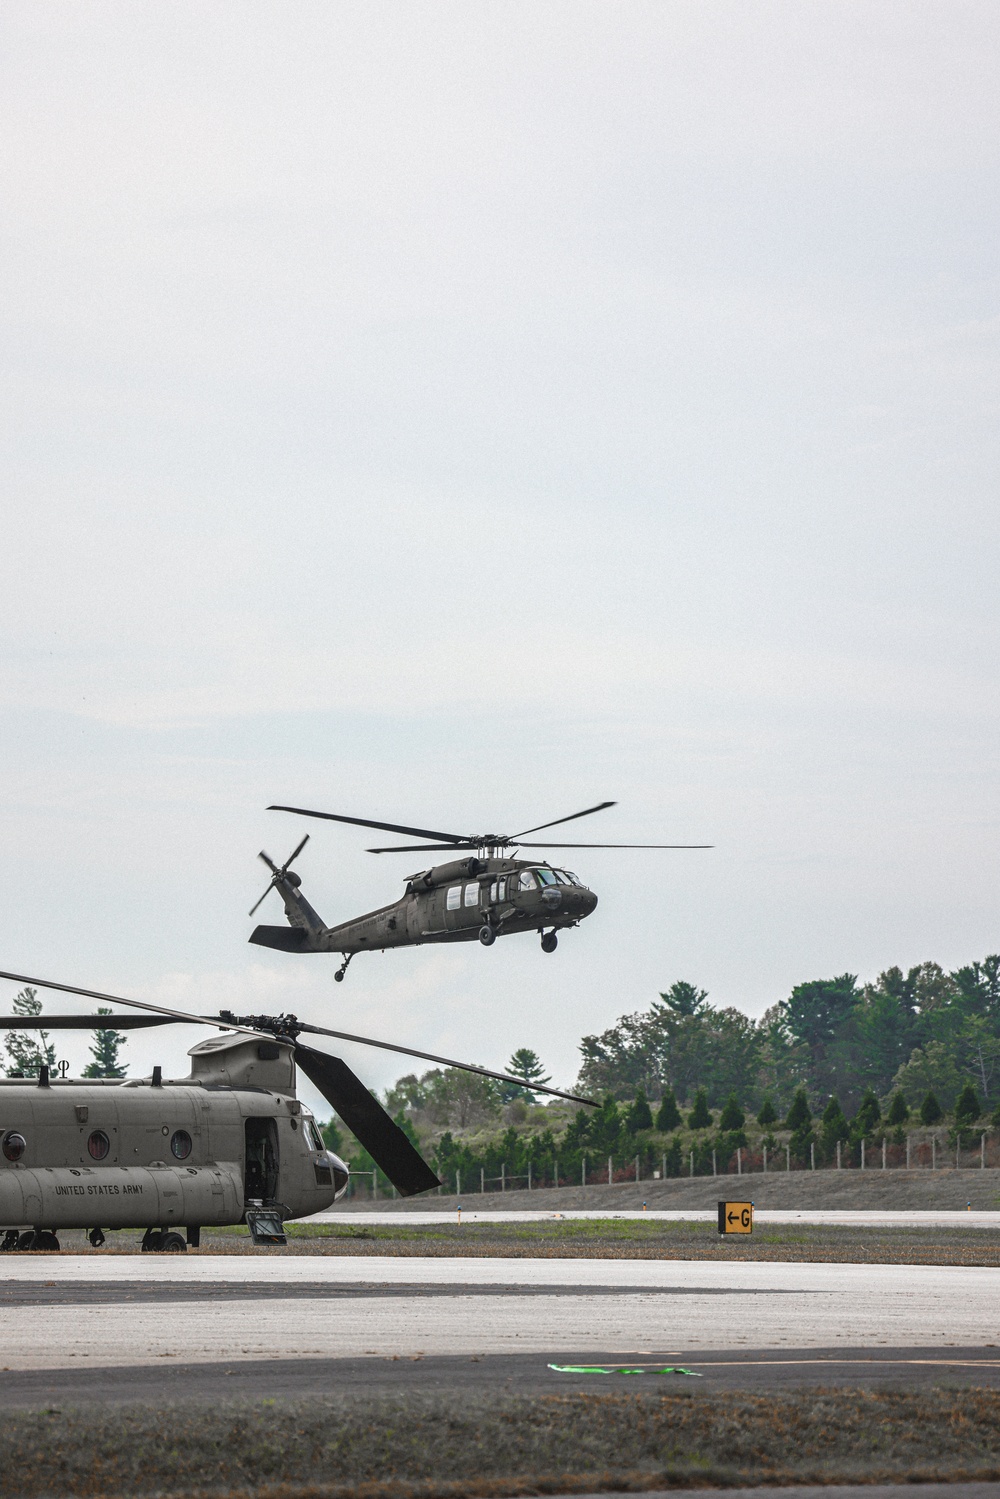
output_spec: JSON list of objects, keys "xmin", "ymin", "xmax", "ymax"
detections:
[{"xmin": 1, "ymin": 2, "xmax": 998, "ymax": 1113}]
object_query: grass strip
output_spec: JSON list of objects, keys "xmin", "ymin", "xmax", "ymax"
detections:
[{"xmin": 4, "ymin": 1387, "xmax": 1000, "ymax": 1497}]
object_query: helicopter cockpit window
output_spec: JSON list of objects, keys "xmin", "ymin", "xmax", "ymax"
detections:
[
  {"xmin": 519, "ymin": 871, "xmax": 536, "ymax": 891},
  {"xmin": 446, "ymin": 885, "xmax": 461, "ymax": 910},
  {"xmin": 536, "ymin": 869, "xmax": 559, "ymax": 886},
  {"xmin": 565, "ymin": 871, "xmax": 583, "ymax": 886},
  {"xmin": 464, "ymin": 883, "xmax": 479, "ymax": 907},
  {"xmin": 307, "ymin": 1120, "xmax": 325, "ymax": 1152}
]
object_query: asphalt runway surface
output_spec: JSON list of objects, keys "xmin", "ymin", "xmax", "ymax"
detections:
[{"xmin": 2, "ymin": 1254, "xmax": 999, "ymax": 1387}]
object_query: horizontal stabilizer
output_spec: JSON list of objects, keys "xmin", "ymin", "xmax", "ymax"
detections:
[{"xmin": 249, "ymin": 925, "xmax": 316, "ymax": 953}]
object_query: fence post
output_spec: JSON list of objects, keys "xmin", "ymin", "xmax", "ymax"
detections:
[
  {"xmin": 456, "ymin": 1170, "xmax": 461, "ymax": 1197},
  {"xmin": 608, "ymin": 1155, "xmax": 613, "ymax": 1186},
  {"xmin": 635, "ymin": 1153, "xmax": 640, "ymax": 1183},
  {"xmin": 763, "ymin": 1144, "xmax": 768, "ymax": 1172},
  {"xmin": 738, "ymin": 1147, "xmax": 743, "ymax": 1175},
  {"xmin": 712, "ymin": 1149, "xmax": 717, "ymax": 1176},
  {"xmin": 785, "ymin": 1144, "xmax": 790, "ymax": 1171},
  {"xmin": 861, "ymin": 1139, "xmax": 865, "ymax": 1170},
  {"xmin": 501, "ymin": 1162, "xmax": 506, "ymax": 1192},
  {"xmin": 836, "ymin": 1140, "xmax": 841, "ymax": 1170},
  {"xmin": 906, "ymin": 1136, "xmax": 910, "ymax": 1169},
  {"xmin": 527, "ymin": 1161, "xmax": 532, "ymax": 1191},
  {"xmin": 882, "ymin": 1138, "xmax": 886, "ymax": 1170},
  {"xmin": 810, "ymin": 1142, "xmax": 814, "ymax": 1171},
  {"xmin": 957, "ymin": 1137, "xmax": 960, "ymax": 1170},
  {"xmin": 582, "ymin": 1156, "xmax": 587, "ymax": 1188},
  {"xmin": 662, "ymin": 1152, "xmax": 666, "ymax": 1180},
  {"xmin": 690, "ymin": 1150, "xmax": 694, "ymax": 1177},
  {"xmin": 932, "ymin": 1136, "xmax": 936, "ymax": 1170},
  {"xmin": 555, "ymin": 1157, "xmax": 560, "ymax": 1187},
  {"xmin": 982, "ymin": 1134, "xmax": 986, "ymax": 1169},
  {"xmin": 481, "ymin": 1167, "xmax": 485, "ymax": 1194}
]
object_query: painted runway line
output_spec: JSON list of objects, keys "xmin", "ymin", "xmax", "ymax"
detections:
[{"xmin": 304, "ymin": 1208, "xmax": 1000, "ymax": 1227}]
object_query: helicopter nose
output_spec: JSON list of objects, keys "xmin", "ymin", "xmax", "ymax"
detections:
[{"xmin": 580, "ymin": 889, "xmax": 598, "ymax": 916}]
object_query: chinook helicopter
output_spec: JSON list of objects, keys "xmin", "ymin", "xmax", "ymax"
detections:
[
  {"xmin": 251, "ymin": 800, "xmax": 710, "ymax": 980},
  {"xmin": 0, "ymin": 968, "xmax": 594, "ymax": 1252}
]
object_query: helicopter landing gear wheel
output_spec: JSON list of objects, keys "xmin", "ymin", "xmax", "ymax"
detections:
[
  {"xmin": 158, "ymin": 1232, "xmax": 187, "ymax": 1253},
  {"xmin": 334, "ymin": 953, "xmax": 354, "ymax": 983},
  {"xmin": 1, "ymin": 1229, "xmax": 19, "ymax": 1252},
  {"xmin": 18, "ymin": 1230, "xmax": 59, "ymax": 1251},
  {"xmin": 141, "ymin": 1228, "xmax": 164, "ymax": 1252},
  {"xmin": 540, "ymin": 931, "xmax": 558, "ymax": 953},
  {"xmin": 88, "ymin": 1228, "xmax": 105, "ymax": 1249},
  {"xmin": 478, "ymin": 924, "xmax": 496, "ymax": 946}
]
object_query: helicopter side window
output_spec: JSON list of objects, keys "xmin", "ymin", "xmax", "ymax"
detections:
[
  {"xmin": 463, "ymin": 883, "xmax": 479, "ymax": 908},
  {"xmin": 519, "ymin": 871, "xmax": 536, "ymax": 891},
  {"xmin": 446, "ymin": 885, "xmax": 461, "ymax": 911},
  {"xmin": 497, "ymin": 878, "xmax": 506, "ymax": 901},
  {"xmin": 566, "ymin": 871, "xmax": 582, "ymax": 886},
  {"xmin": 536, "ymin": 869, "xmax": 558, "ymax": 886},
  {"xmin": 306, "ymin": 1120, "xmax": 324, "ymax": 1152}
]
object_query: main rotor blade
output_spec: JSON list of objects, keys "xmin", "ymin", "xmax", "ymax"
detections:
[
  {"xmin": 0, "ymin": 971, "xmax": 265, "ymax": 1038},
  {"xmin": 516, "ymin": 842, "xmax": 714, "ymax": 849},
  {"xmin": 258, "ymin": 850, "xmax": 280, "ymax": 875},
  {"xmin": 512, "ymin": 801, "xmax": 617, "ymax": 839},
  {"xmin": 269, "ymin": 806, "xmax": 469, "ymax": 845},
  {"xmin": 293, "ymin": 1042, "xmax": 439, "ymax": 1197},
  {"xmin": 289, "ymin": 1019, "xmax": 597, "ymax": 1107},
  {"xmin": 366, "ymin": 843, "xmax": 474, "ymax": 855},
  {"xmin": 0, "ymin": 1014, "xmax": 173, "ymax": 1030}
]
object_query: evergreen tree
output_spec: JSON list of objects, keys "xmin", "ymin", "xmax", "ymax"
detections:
[
  {"xmin": 688, "ymin": 1088, "xmax": 712, "ymax": 1130},
  {"xmin": 784, "ymin": 1088, "xmax": 812, "ymax": 1131},
  {"xmin": 655, "ymin": 1088, "xmax": 682, "ymax": 1132},
  {"xmin": 718, "ymin": 1092, "xmax": 745, "ymax": 1131},
  {"xmin": 954, "ymin": 1082, "xmax": 981, "ymax": 1123},
  {"xmin": 919, "ymin": 1091, "xmax": 943, "ymax": 1125},
  {"xmin": 626, "ymin": 1087, "xmax": 653, "ymax": 1134},
  {"xmin": 3, "ymin": 988, "xmax": 56, "ymax": 1077},
  {"xmin": 757, "ymin": 1096, "xmax": 777, "ymax": 1126},
  {"xmin": 819, "ymin": 1096, "xmax": 849, "ymax": 1160},
  {"xmin": 851, "ymin": 1088, "xmax": 881, "ymax": 1142},
  {"xmin": 82, "ymin": 1008, "xmax": 127, "ymax": 1079},
  {"xmin": 657, "ymin": 981, "xmax": 709, "ymax": 1017},
  {"xmin": 886, "ymin": 1091, "xmax": 910, "ymax": 1126},
  {"xmin": 502, "ymin": 1048, "xmax": 551, "ymax": 1101}
]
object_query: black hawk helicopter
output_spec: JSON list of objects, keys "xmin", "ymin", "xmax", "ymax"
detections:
[
  {"xmin": 0, "ymin": 968, "xmax": 595, "ymax": 1253},
  {"xmin": 251, "ymin": 800, "xmax": 710, "ymax": 980}
]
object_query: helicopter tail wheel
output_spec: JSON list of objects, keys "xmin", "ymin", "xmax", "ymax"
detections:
[
  {"xmin": 334, "ymin": 953, "xmax": 353, "ymax": 983},
  {"xmin": 478, "ymin": 924, "xmax": 496, "ymax": 946},
  {"xmin": 540, "ymin": 931, "xmax": 558, "ymax": 953}
]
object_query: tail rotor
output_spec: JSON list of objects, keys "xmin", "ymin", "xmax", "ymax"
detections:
[{"xmin": 248, "ymin": 836, "xmax": 310, "ymax": 916}]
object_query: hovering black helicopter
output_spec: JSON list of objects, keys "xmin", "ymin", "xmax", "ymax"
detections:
[
  {"xmin": 250, "ymin": 800, "xmax": 710, "ymax": 980},
  {"xmin": 0, "ymin": 968, "xmax": 596, "ymax": 1251}
]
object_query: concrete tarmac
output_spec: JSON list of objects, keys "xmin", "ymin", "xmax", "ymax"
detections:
[{"xmin": 2, "ymin": 1254, "xmax": 999, "ymax": 1373}]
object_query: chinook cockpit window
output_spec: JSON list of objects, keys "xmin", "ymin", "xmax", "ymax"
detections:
[{"xmin": 306, "ymin": 1120, "xmax": 324, "ymax": 1152}]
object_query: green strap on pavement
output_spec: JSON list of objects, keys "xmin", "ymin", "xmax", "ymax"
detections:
[{"xmin": 548, "ymin": 1364, "xmax": 701, "ymax": 1377}]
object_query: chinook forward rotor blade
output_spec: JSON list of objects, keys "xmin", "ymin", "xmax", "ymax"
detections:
[
  {"xmin": 0, "ymin": 971, "xmax": 265, "ymax": 1037},
  {"xmin": 0, "ymin": 1013, "xmax": 172, "ymax": 1030},
  {"xmin": 287, "ymin": 1018, "xmax": 597, "ymax": 1107},
  {"xmin": 269, "ymin": 806, "xmax": 469, "ymax": 845},
  {"xmin": 292, "ymin": 1042, "xmax": 439, "ymax": 1197},
  {"xmin": 512, "ymin": 801, "xmax": 617, "ymax": 839}
]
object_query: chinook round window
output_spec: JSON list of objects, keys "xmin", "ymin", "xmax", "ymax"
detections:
[
  {"xmin": 87, "ymin": 1130, "xmax": 110, "ymax": 1161},
  {"xmin": 170, "ymin": 1129, "xmax": 192, "ymax": 1160},
  {"xmin": 2, "ymin": 1131, "xmax": 26, "ymax": 1162}
]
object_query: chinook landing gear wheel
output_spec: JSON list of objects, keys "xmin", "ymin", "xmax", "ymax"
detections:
[
  {"xmin": 1, "ymin": 1229, "xmax": 19, "ymax": 1252},
  {"xmin": 540, "ymin": 931, "xmax": 558, "ymax": 953},
  {"xmin": 18, "ymin": 1230, "xmax": 59, "ymax": 1251},
  {"xmin": 478, "ymin": 924, "xmax": 496, "ymax": 946},
  {"xmin": 88, "ymin": 1228, "xmax": 106, "ymax": 1249},
  {"xmin": 141, "ymin": 1228, "xmax": 164, "ymax": 1252},
  {"xmin": 158, "ymin": 1232, "xmax": 187, "ymax": 1253}
]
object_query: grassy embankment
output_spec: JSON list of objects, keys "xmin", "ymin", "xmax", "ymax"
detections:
[
  {"xmin": 50, "ymin": 1216, "xmax": 1000, "ymax": 1265},
  {"xmin": 5, "ymin": 1388, "xmax": 1000, "ymax": 1497}
]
